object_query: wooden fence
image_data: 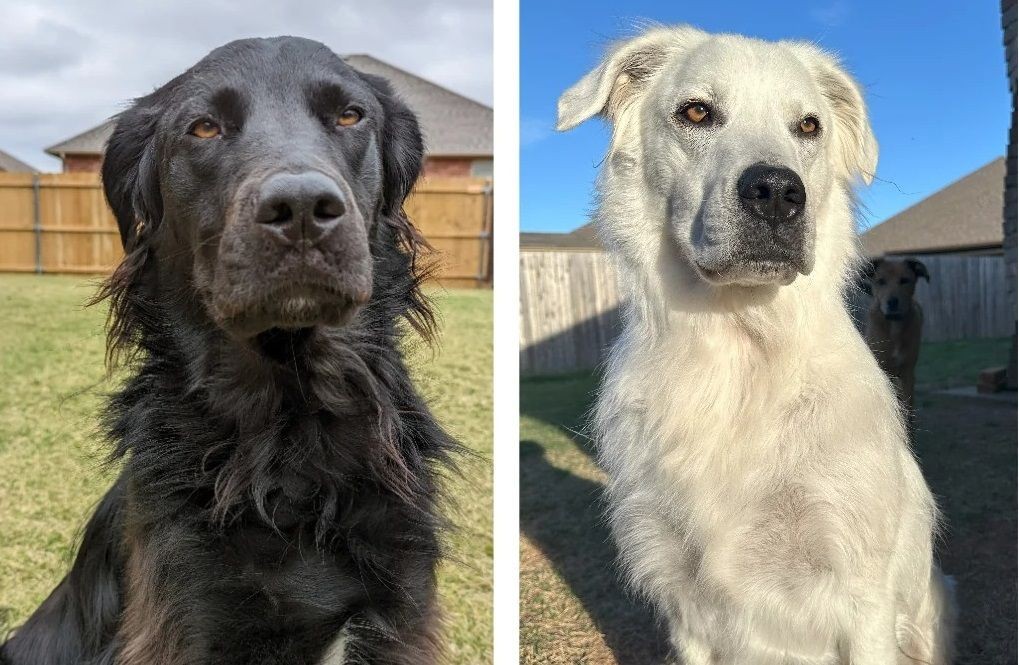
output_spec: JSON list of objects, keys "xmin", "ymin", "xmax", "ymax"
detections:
[
  {"xmin": 520, "ymin": 250, "xmax": 622, "ymax": 375},
  {"xmin": 0, "ymin": 172, "xmax": 493, "ymax": 288},
  {"xmin": 520, "ymin": 249, "xmax": 1013, "ymax": 376}
]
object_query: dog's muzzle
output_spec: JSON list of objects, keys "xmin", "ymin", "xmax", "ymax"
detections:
[
  {"xmin": 208, "ymin": 170, "xmax": 374, "ymax": 338},
  {"xmin": 699, "ymin": 164, "xmax": 812, "ymax": 286}
]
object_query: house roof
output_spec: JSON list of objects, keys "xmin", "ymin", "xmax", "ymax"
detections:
[
  {"xmin": 0, "ymin": 148, "xmax": 35, "ymax": 172},
  {"xmin": 861, "ymin": 157, "xmax": 1005, "ymax": 257},
  {"xmin": 521, "ymin": 224, "xmax": 602, "ymax": 250},
  {"xmin": 44, "ymin": 122, "xmax": 115, "ymax": 158},
  {"xmin": 45, "ymin": 54, "xmax": 492, "ymax": 159}
]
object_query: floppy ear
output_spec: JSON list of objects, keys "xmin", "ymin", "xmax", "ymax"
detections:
[
  {"xmin": 906, "ymin": 258, "xmax": 930, "ymax": 282},
  {"xmin": 93, "ymin": 95, "xmax": 167, "ymax": 367},
  {"xmin": 556, "ymin": 26, "xmax": 704, "ymax": 131},
  {"xmin": 361, "ymin": 73, "xmax": 424, "ymax": 217},
  {"xmin": 102, "ymin": 104, "xmax": 163, "ymax": 250},
  {"xmin": 788, "ymin": 43, "xmax": 878, "ymax": 185}
]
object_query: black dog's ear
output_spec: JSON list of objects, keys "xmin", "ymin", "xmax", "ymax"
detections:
[
  {"xmin": 93, "ymin": 93, "xmax": 168, "ymax": 368},
  {"xmin": 361, "ymin": 73, "xmax": 424, "ymax": 216},
  {"xmin": 102, "ymin": 103, "xmax": 163, "ymax": 250},
  {"xmin": 906, "ymin": 258, "xmax": 930, "ymax": 282}
]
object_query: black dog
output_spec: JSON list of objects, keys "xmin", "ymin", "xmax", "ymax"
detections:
[{"xmin": 1, "ymin": 37, "xmax": 456, "ymax": 665}]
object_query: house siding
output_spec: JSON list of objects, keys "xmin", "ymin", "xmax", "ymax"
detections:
[{"xmin": 423, "ymin": 157, "xmax": 475, "ymax": 177}]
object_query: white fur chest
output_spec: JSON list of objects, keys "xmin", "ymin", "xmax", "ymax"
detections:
[{"xmin": 594, "ymin": 319, "xmax": 905, "ymax": 654}]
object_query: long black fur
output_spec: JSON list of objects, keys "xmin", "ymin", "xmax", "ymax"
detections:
[{"xmin": 1, "ymin": 37, "xmax": 457, "ymax": 665}]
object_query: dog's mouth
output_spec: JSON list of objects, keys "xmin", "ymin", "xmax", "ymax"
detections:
[
  {"xmin": 883, "ymin": 311, "xmax": 905, "ymax": 321},
  {"xmin": 695, "ymin": 252, "xmax": 807, "ymax": 287},
  {"xmin": 214, "ymin": 281, "xmax": 369, "ymax": 339}
]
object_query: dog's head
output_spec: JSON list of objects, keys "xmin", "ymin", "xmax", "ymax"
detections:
[
  {"xmin": 558, "ymin": 26, "xmax": 876, "ymax": 291},
  {"xmin": 100, "ymin": 37, "xmax": 426, "ymax": 353},
  {"xmin": 863, "ymin": 257, "xmax": 928, "ymax": 320}
]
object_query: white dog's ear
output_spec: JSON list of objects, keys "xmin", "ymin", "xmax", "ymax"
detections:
[
  {"xmin": 789, "ymin": 44, "xmax": 878, "ymax": 185},
  {"xmin": 557, "ymin": 26, "xmax": 701, "ymax": 131}
]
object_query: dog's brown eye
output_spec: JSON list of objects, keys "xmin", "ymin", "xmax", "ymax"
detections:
[
  {"xmin": 190, "ymin": 120, "xmax": 221, "ymax": 139},
  {"xmin": 799, "ymin": 116, "xmax": 819, "ymax": 134},
  {"xmin": 899, "ymin": 277, "xmax": 911, "ymax": 285},
  {"xmin": 337, "ymin": 108, "xmax": 363, "ymax": 127},
  {"xmin": 681, "ymin": 102, "xmax": 710, "ymax": 124}
]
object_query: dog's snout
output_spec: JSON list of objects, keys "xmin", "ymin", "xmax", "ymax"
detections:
[
  {"xmin": 737, "ymin": 165, "xmax": 806, "ymax": 224},
  {"xmin": 255, "ymin": 172, "xmax": 346, "ymax": 245},
  {"xmin": 886, "ymin": 296, "xmax": 899, "ymax": 311}
]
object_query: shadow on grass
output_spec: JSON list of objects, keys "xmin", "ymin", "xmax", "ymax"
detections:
[{"xmin": 520, "ymin": 439, "xmax": 669, "ymax": 663}]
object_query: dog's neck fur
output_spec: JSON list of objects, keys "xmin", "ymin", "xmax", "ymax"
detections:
[{"xmin": 104, "ymin": 261, "xmax": 449, "ymax": 540}]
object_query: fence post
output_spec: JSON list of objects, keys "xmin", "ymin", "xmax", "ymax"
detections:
[
  {"xmin": 32, "ymin": 174, "xmax": 42, "ymax": 274},
  {"xmin": 476, "ymin": 181, "xmax": 493, "ymax": 286}
]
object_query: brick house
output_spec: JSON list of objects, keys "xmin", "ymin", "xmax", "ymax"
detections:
[{"xmin": 44, "ymin": 54, "xmax": 492, "ymax": 178}]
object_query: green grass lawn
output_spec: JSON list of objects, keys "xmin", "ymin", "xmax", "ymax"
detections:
[
  {"xmin": 521, "ymin": 338, "xmax": 1016, "ymax": 664},
  {"xmin": 0, "ymin": 274, "xmax": 492, "ymax": 663}
]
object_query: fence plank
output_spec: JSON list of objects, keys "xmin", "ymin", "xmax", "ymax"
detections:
[
  {"xmin": 521, "ymin": 249, "xmax": 1010, "ymax": 375},
  {"xmin": 0, "ymin": 172, "xmax": 493, "ymax": 286}
]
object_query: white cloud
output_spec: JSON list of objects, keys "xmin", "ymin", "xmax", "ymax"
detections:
[{"xmin": 0, "ymin": 0, "xmax": 492, "ymax": 170}]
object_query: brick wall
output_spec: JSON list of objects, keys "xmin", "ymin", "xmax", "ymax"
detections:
[
  {"xmin": 61, "ymin": 154, "xmax": 102, "ymax": 173},
  {"xmin": 423, "ymin": 157, "xmax": 474, "ymax": 177},
  {"xmin": 1003, "ymin": 0, "xmax": 1017, "ymax": 387}
]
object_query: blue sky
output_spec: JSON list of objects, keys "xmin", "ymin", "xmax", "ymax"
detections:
[{"xmin": 521, "ymin": 1, "xmax": 1012, "ymax": 233}]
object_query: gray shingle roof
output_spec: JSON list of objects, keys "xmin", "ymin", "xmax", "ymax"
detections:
[
  {"xmin": 44, "ymin": 55, "xmax": 492, "ymax": 159},
  {"xmin": 0, "ymin": 148, "xmax": 35, "ymax": 172},
  {"xmin": 44, "ymin": 121, "xmax": 114, "ymax": 157},
  {"xmin": 861, "ymin": 158, "xmax": 1005, "ymax": 257}
]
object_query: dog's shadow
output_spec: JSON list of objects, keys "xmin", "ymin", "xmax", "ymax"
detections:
[{"xmin": 520, "ymin": 439, "xmax": 669, "ymax": 664}]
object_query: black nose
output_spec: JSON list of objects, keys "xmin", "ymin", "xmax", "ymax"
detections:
[
  {"xmin": 886, "ymin": 296, "xmax": 899, "ymax": 311},
  {"xmin": 736, "ymin": 164, "xmax": 806, "ymax": 224},
  {"xmin": 255, "ymin": 172, "xmax": 346, "ymax": 245}
]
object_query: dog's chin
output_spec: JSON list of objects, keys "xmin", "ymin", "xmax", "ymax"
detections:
[
  {"xmin": 214, "ymin": 284, "xmax": 367, "ymax": 340},
  {"xmin": 695, "ymin": 258, "xmax": 805, "ymax": 288}
]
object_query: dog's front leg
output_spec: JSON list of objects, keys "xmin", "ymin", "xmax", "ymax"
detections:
[{"xmin": 838, "ymin": 595, "xmax": 899, "ymax": 665}]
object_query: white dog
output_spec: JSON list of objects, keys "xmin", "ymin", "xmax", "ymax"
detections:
[{"xmin": 558, "ymin": 26, "xmax": 954, "ymax": 664}]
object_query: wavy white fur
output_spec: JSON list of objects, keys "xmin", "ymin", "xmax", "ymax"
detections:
[{"xmin": 558, "ymin": 25, "xmax": 954, "ymax": 664}]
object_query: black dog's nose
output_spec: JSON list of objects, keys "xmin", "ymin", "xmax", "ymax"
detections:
[
  {"xmin": 886, "ymin": 296, "xmax": 900, "ymax": 311},
  {"xmin": 255, "ymin": 172, "xmax": 346, "ymax": 245},
  {"xmin": 737, "ymin": 164, "xmax": 806, "ymax": 224}
]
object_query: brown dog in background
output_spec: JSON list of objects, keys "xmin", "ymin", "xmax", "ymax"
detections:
[{"xmin": 864, "ymin": 257, "xmax": 930, "ymax": 420}]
